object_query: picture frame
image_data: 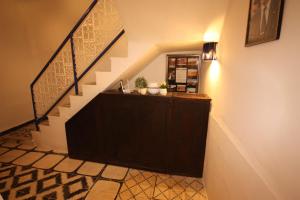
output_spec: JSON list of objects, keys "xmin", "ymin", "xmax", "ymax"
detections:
[
  {"xmin": 166, "ymin": 55, "xmax": 201, "ymax": 93},
  {"xmin": 245, "ymin": 0, "xmax": 285, "ymax": 47}
]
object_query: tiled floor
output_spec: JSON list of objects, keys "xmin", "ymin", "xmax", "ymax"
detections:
[{"xmin": 0, "ymin": 125, "xmax": 208, "ymax": 200}]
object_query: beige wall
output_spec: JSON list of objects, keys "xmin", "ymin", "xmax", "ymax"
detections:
[
  {"xmin": 202, "ymin": 0, "xmax": 300, "ymax": 199},
  {"xmin": 0, "ymin": 0, "xmax": 92, "ymax": 131},
  {"xmin": 129, "ymin": 51, "xmax": 201, "ymax": 88},
  {"xmin": 115, "ymin": 0, "xmax": 228, "ymax": 46}
]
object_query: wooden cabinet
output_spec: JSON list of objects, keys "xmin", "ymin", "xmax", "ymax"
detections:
[{"xmin": 66, "ymin": 92, "xmax": 211, "ymax": 177}]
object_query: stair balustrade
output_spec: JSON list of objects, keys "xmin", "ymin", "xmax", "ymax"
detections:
[{"xmin": 30, "ymin": 0, "xmax": 125, "ymax": 130}]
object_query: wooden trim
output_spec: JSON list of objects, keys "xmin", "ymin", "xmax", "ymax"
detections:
[{"xmin": 0, "ymin": 119, "xmax": 35, "ymax": 136}]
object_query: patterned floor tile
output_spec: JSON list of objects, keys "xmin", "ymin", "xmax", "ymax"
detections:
[
  {"xmin": 0, "ymin": 147, "xmax": 9, "ymax": 155},
  {"xmin": 61, "ymin": 174, "xmax": 94, "ymax": 199},
  {"xmin": 7, "ymin": 179, "xmax": 37, "ymax": 200},
  {"xmin": 36, "ymin": 185, "xmax": 65, "ymax": 200},
  {"xmin": 0, "ymin": 177, "xmax": 13, "ymax": 193},
  {"xmin": 0, "ymin": 166, "xmax": 16, "ymax": 180},
  {"xmin": 77, "ymin": 161, "xmax": 104, "ymax": 176},
  {"xmin": 13, "ymin": 152, "xmax": 45, "ymax": 166},
  {"xmin": 33, "ymin": 154, "xmax": 65, "ymax": 169},
  {"xmin": 0, "ymin": 124, "xmax": 208, "ymax": 200},
  {"xmin": 153, "ymin": 175, "xmax": 190, "ymax": 200},
  {"xmin": 0, "ymin": 150, "xmax": 27, "ymax": 163},
  {"xmin": 102, "ymin": 165, "xmax": 128, "ymax": 180},
  {"xmin": 54, "ymin": 157, "xmax": 83, "ymax": 173},
  {"xmin": 117, "ymin": 169, "xmax": 156, "ymax": 200}
]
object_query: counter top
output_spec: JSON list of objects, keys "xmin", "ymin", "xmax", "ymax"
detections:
[{"xmin": 103, "ymin": 90, "xmax": 211, "ymax": 101}]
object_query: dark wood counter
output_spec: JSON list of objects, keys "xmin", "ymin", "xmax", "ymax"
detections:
[{"xmin": 65, "ymin": 92, "xmax": 211, "ymax": 177}]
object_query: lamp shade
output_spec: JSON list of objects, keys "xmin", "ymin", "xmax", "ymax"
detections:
[{"xmin": 202, "ymin": 42, "xmax": 218, "ymax": 61}]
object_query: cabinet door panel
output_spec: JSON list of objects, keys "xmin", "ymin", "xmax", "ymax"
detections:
[
  {"xmin": 167, "ymin": 98, "xmax": 210, "ymax": 177},
  {"xmin": 97, "ymin": 95, "xmax": 140, "ymax": 164},
  {"xmin": 134, "ymin": 96, "xmax": 170, "ymax": 171}
]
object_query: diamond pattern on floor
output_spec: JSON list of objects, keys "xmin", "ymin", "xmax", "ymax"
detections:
[
  {"xmin": 0, "ymin": 124, "xmax": 208, "ymax": 200},
  {"xmin": 117, "ymin": 169, "xmax": 156, "ymax": 200}
]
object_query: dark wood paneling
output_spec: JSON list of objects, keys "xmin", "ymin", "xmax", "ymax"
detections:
[{"xmin": 65, "ymin": 92, "xmax": 211, "ymax": 177}]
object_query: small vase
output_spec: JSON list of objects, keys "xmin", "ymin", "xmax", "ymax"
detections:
[
  {"xmin": 160, "ymin": 88, "xmax": 167, "ymax": 96},
  {"xmin": 139, "ymin": 88, "xmax": 147, "ymax": 95}
]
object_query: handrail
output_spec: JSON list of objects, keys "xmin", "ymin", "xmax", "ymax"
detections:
[
  {"xmin": 31, "ymin": 0, "xmax": 98, "ymax": 87},
  {"xmin": 30, "ymin": 0, "xmax": 125, "ymax": 130},
  {"xmin": 37, "ymin": 29, "xmax": 125, "ymax": 123}
]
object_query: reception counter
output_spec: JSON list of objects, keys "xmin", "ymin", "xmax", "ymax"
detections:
[{"xmin": 66, "ymin": 91, "xmax": 211, "ymax": 177}]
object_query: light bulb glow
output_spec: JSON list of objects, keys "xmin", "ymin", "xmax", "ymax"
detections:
[{"xmin": 209, "ymin": 60, "xmax": 220, "ymax": 82}]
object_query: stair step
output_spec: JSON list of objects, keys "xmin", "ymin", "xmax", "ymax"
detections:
[
  {"xmin": 85, "ymin": 82, "xmax": 97, "ymax": 85},
  {"xmin": 62, "ymin": 103, "xmax": 71, "ymax": 108},
  {"xmin": 76, "ymin": 92, "xmax": 83, "ymax": 96},
  {"xmin": 40, "ymin": 120, "xmax": 49, "ymax": 126},
  {"xmin": 49, "ymin": 111, "xmax": 60, "ymax": 117}
]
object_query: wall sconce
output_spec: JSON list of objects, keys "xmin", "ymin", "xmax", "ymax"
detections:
[{"xmin": 202, "ymin": 42, "xmax": 218, "ymax": 61}]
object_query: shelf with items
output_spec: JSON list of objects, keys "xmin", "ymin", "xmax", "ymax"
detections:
[{"xmin": 166, "ymin": 55, "xmax": 201, "ymax": 93}]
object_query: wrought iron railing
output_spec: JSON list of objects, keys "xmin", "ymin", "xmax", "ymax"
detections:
[{"xmin": 30, "ymin": 0, "xmax": 125, "ymax": 129}]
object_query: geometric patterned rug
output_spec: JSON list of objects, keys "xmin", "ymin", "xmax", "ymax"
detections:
[
  {"xmin": 0, "ymin": 124, "xmax": 208, "ymax": 200},
  {"xmin": 0, "ymin": 163, "xmax": 95, "ymax": 200}
]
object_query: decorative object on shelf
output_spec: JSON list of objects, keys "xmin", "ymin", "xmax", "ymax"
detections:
[
  {"xmin": 119, "ymin": 79, "xmax": 132, "ymax": 94},
  {"xmin": 119, "ymin": 80, "xmax": 125, "ymax": 93},
  {"xmin": 167, "ymin": 55, "xmax": 201, "ymax": 93},
  {"xmin": 160, "ymin": 82, "xmax": 168, "ymax": 96},
  {"xmin": 202, "ymin": 42, "xmax": 218, "ymax": 61},
  {"xmin": 135, "ymin": 77, "xmax": 148, "ymax": 95},
  {"xmin": 245, "ymin": 0, "xmax": 285, "ymax": 47},
  {"xmin": 148, "ymin": 83, "xmax": 160, "ymax": 95}
]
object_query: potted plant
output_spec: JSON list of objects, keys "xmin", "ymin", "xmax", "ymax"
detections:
[
  {"xmin": 135, "ymin": 77, "xmax": 148, "ymax": 95},
  {"xmin": 160, "ymin": 82, "xmax": 168, "ymax": 96}
]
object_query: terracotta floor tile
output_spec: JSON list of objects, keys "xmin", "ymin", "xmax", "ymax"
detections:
[
  {"xmin": 77, "ymin": 161, "xmax": 105, "ymax": 176},
  {"xmin": 0, "ymin": 150, "xmax": 26, "ymax": 163},
  {"xmin": 54, "ymin": 157, "xmax": 83, "ymax": 173},
  {"xmin": 0, "ymin": 147, "xmax": 10, "ymax": 155},
  {"xmin": 33, "ymin": 154, "xmax": 64, "ymax": 169},
  {"xmin": 86, "ymin": 180, "xmax": 120, "ymax": 200},
  {"xmin": 18, "ymin": 143, "xmax": 37, "ymax": 150},
  {"xmin": 13, "ymin": 152, "xmax": 45, "ymax": 166},
  {"xmin": 1, "ymin": 140, "xmax": 21, "ymax": 148},
  {"xmin": 102, "ymin": 165, "xmax": 128, "ymax": 180},
  {"xmin": 34, "ymin": 145, "xmax": 53, "ymax": 152}
]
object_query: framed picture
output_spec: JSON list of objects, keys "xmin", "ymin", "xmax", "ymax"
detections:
[
  {"xmin": 245, "ymin": 0, "xmax": 285, "ymax": 46},
  {"xmin": 166, "ymin": 55, "xmax": 201, "ymax": 93}
]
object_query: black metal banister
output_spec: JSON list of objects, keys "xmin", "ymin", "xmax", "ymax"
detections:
[
  {"xmin": 35, "ymin": 29, "xmax": 125, "ymax": 124},
  {"xmin": 30, "ymin": 0, "xmax": 125, "ymax": 129},
  {"xmin": 70, "ymin": 35, "xmax": 79, "ymax": 95},
  {"xmin": 30, "ymin": 0, "xmax": 98, "ymax": 87}
]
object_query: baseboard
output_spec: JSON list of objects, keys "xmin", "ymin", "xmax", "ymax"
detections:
[{"xmin": 0, "ymin": 119, "xmax": 35, "ymax": 136}]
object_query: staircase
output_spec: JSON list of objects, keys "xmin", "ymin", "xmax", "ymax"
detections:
[
  {"xmin": 30, "ymin": 0, "xmax": 132, "ymax": 153},
  {"xmin": 29, "ymin": 0, "xmax": 202, "ymax": 153}
]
